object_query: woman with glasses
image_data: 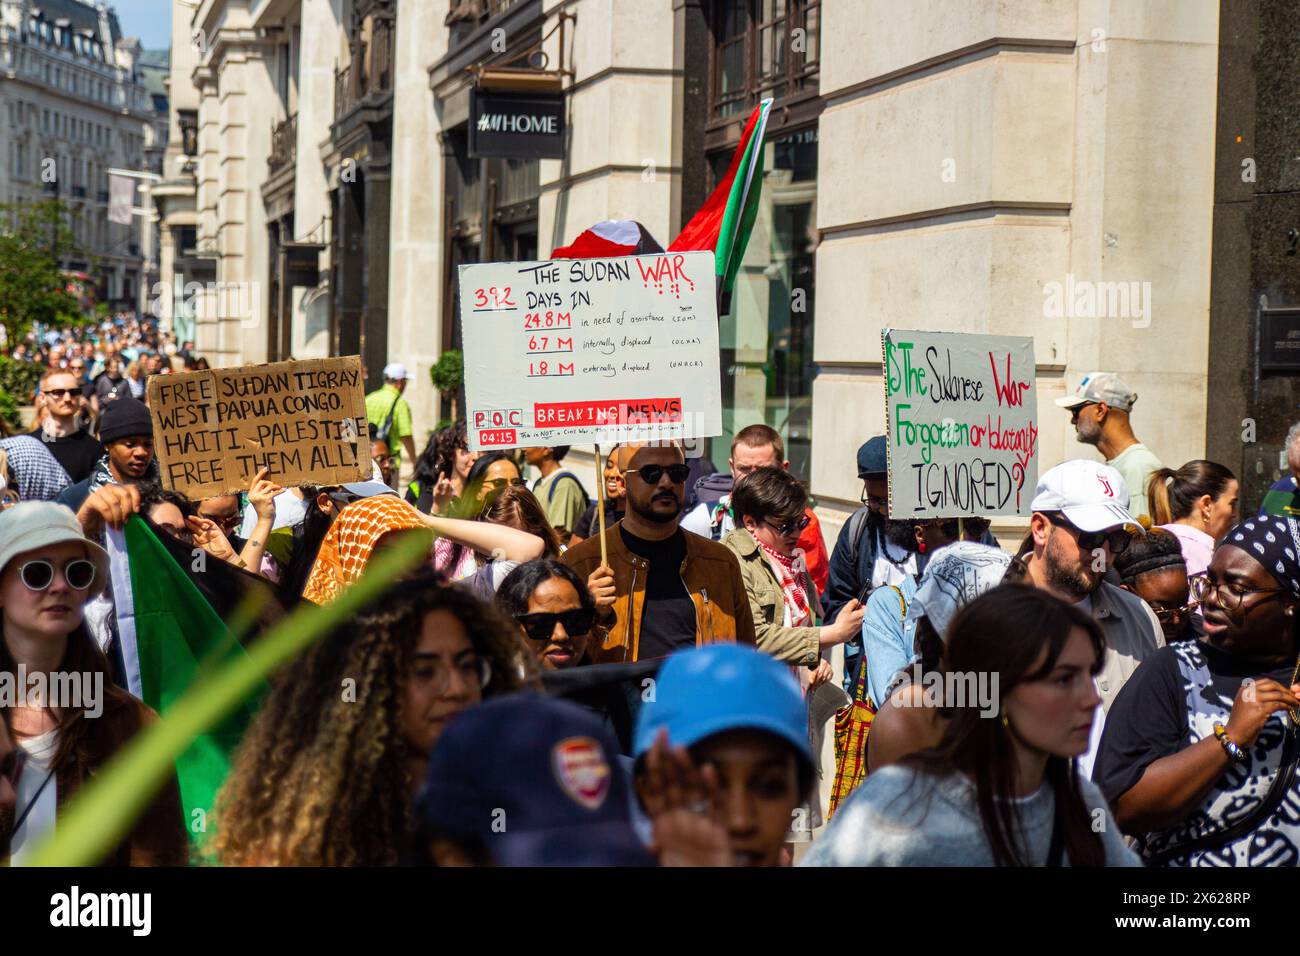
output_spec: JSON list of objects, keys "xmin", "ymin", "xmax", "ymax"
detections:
[
  {"xmin": 1113, "ymin": 528, "xmax": 1197, "ymax": 642},
  {"xmin": 1093, "ymin": 516, "xmax": 1300, "ymax": 865},
  {"xmin": 0, "ymin": 501, "xmax": 186, "ymax": 865},
  {"xmin": 211, "ymin": 569, "xmax": 533, "ymax": 865},
  {"xmin": 497, "ymin": 559, "xmax": 595, "ymax": 670}
]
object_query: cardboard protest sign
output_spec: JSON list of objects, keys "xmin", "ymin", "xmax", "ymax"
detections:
[
  {"xmin": 148, "ymin": 356, "xmax": 370, "ymax": 499},
  {"xmin": 459, "ymin": 251, "xmax": 723, "ymax": 451},
  {"xmin": 883, "ymin": 329, "xmax": 1038, "ymax": 517}
]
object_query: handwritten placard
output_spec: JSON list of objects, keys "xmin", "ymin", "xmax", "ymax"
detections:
[
  {"xmin": 459, "ymin": 251, "xmax": 723, "ymax": 450},
  {"xmin": 148, "ymin": 355, "xmax": 370, "ymax": 499},
  {"xmin": 883, "ymin": 329, "xmax": 1038, "ymax": 517}
]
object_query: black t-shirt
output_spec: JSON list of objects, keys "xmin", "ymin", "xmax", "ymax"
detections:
[
  {"xmin": 619, "ymin": 526, "xmax": 696, "ymax": 661},
  {"xmin": 1093, "ymin": 639, "xmax": 1294, "ymax": 804},
  {"xmin": 31, "ymin": 427, "xmax": 104, "ymax": 483}
]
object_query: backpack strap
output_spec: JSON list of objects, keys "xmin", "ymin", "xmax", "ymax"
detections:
[{"xmin": 547, "ymin": 470, "xmax": 589, "ymax": 507}]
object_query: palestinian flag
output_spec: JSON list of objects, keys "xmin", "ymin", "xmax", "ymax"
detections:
[
  {"xmin": 109, "ymin": 516, "xmax": 286, "ymax": 852},
  {"xmin": 669, "ymin": 98, "xmax": 773, "ymax": 313},
  {"xmin": 551, "ymin": 219, "xmax": 665, "ymax": 259}
]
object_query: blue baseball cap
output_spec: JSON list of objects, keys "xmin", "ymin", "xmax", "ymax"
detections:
[
  {"xmin": 417, "ymin": 694, "xmax": 654, "ymax": 867},
  {"xmin": 857, "ymin": 436, "xmax": 887, "ymax": 478},
  {"xmin": 633, "ymin": 644, "xmax": 812, "ymax": 768}
]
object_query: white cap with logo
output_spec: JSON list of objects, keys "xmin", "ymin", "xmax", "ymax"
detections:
[
  {"xmin": 382, "ymin": 363, "xmax": 410, "ymax": 381},
  {"xmin": 1054, "ymin": 372, "xmax": 1138, "ymax": 412},
  {"xmin": 1030, "ymin": 460, "xmax": 1142, "ymax": 533}
]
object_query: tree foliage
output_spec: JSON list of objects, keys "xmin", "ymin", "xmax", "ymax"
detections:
[{"xmin": 0, "ymin": 200, "xmax": 86, "ymax": 349}]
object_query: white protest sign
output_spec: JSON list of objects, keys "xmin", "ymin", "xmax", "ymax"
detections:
[
  {"xmin": 883, "ymin": 329, "xmax": 1038, "ymax": 517},
  {"xmin": 459, "ymin": 251, "xmax": 723, "ymax": 451}
]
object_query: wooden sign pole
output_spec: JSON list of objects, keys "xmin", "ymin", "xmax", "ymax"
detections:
[{"xmin": 594, "ymin": 443, "xmax": 608, "ymax": 568}]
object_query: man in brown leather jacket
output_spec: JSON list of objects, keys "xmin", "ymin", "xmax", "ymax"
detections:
[{"xmin": 563, "ymin": 442, "xmax": 756, "ymax": 663}]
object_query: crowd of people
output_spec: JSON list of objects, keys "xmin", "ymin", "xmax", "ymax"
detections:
[{"xmin": 1, "ymin": 361, "xmax": 1298, "ymax": 869}]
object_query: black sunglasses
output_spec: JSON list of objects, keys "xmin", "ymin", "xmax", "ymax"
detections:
[
  {"xmin": 625, "ymin": 463, "xmax": 691, "ymax": 485},
  {"xmin": 934, "ymin": 517, "xmax": 991, "ymax": 538},
  {"xmin": 1044, "ymin": 512, "xmax": 1131, "ymax": 555},
  {"xmin": 18, "ymin": 558, "xmax": 96, "ymax": 591},
  {"xmin": 764, "ymin": 514, "xmax": 811, "ymax": 537},
  {"xmin": 515, "ymin": 608, "xmax": 596, "ymax": 643},
  {"xmin": 43, "ymin": 388, "xmax": 77, "ymax": 399}
]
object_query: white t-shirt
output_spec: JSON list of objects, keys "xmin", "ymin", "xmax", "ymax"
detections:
[
  {"xmin": 11, "ymin": 728, "xmax": 58, "ymax": 866},
  {"xmin": 871, "ymin": 533, "xmax": 917, "ymax": 590}
]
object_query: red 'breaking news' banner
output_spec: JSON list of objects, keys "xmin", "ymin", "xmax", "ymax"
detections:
[{"xmin": 532, "ymin": 398, "xmax": 683, "ymax": 429}]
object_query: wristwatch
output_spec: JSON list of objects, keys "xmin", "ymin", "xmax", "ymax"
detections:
[{"xmin": 1213, "ymin": 722, "xmax": 1248, "ymax": 763}]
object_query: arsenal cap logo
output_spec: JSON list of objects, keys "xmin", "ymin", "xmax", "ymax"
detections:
[{"xmin": 551, "ymin": 736, "xmax": 611, "ymax": 810}]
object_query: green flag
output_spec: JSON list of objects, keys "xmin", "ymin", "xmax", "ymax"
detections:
[{"xmin": 124, "ymin": 516, "xmax": 267, "ymax": 850}]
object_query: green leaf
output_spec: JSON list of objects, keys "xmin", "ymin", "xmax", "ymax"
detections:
[{"xmin": 24, "ymin": 531, "xmax": 432, "ymax": 867}]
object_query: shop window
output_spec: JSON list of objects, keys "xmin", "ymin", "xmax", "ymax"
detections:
[{"xmin": 709, "ymin": 0, "xmax": 819, "ymax": 124}]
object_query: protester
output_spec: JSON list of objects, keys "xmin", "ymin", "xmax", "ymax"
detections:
[
  {"xmin": 1148, "ymin": 460, "xmax": 1239, "ymax": 579},
  {"xmin": 365, "ymin": 363, "xmax": 416, "ymax": 488},
  {"xmin": 1055, "ymin": 372, "xmax": 1163, "ymax": 521},
  {"xmin": 563, "ymin": 443, "xmax": 756, "ymax": 663},
  {"xmin": 633, "ymin": 643, "xmax": 816, "ymax": 867},
  {"xmin": 57, "ymin": 397, "xmax": 156, "ymax": 514},
  {"xmin": 0, "ymin": 435, "xmax": 71, "ymax": 502},
  {"xmin": 1259, "ymin": 421, "xmax": 1300, "ymax": 518},
  {"xmin": 681, "ymin": 424, "xmax": 830, "ymax": 593},
  {"xmin": 92, "ymin": 354, "xmax": 130, "ymax": 410},
  {"xmin": 722, "ymin": 467, "xmax": 863, "ymax": 673},
  {"xmin": 524, "ymin": 445, "xmax": 589, "ymax": 539},
  {"xmin": 304, "ymin": 493, "xmax": 545, "ymax": 605},
  {"xmin": 859, "ymin": 516, "xmax": 994, "ymax": 706},
  {"xmin": 864, "ymin": 542, "xmax": 1012, "ymax": 775},
  {"xmin": 435, "ymin": 479, "xmax": 559, "ymax": 590},
  {"xmin": 0, "ymin": 501, "xmax": 187, "ymax": 865},
  {"xmin": 570, "ymin": 444, "xmax": 625, "ymax": 546},
  {"xmin": 407, "ymin": 421, "xmax": 480, "ymax": 515},
  {"xmin": 497, "ymin": 559, "xmax": 596, "ymax": 670},
  {"xmin": 804, "ymin": 585, "xmax": 1138, "ymax": 866},
  {"xmin": 1094, "ymin": 516, "xmax": 1300, "ymax": 865},
  {"xmin": 125, "ymin": 359, "xmax": 145, "ymax": 399},
  {"xmin": 1018, "ymin": 460, "xmax": 1162, "ymax": 713},
  {"xmin": 1113, "ymin": 528, "xmax": 1196, "ymax": 642},
  {"xmin": 277, "ymin": 481, "xmax": 391, "ymax": 599},
  {"xmin": 416, "ymin": 694, "xmax": 653, "ymax": 866},
  {"xmin": 479, "ymin": 484, "xmax": 562, "ymax": 558},
  {"xmin": 211, "ymin": 571, "xmax": 532, "ymax": 865},
  {"xmin": 31, "ymin": 368, "xmax": 104, "ymax": 483},
  {"xmin": 372, "ymin": 437, "xmax": 395, "ymax": 488}
]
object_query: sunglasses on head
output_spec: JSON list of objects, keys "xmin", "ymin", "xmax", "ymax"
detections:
[
  {"xmin": 483, "ymin": 476, "xmax": 526, "ymax": 492},
  {"xmin": 626, "ymin": 463, "xmax": 691, "ymax": 485},
  {"xmin": 1044, "ymin": 512, "xmax": 1131, "ymax": 554},
  {"xmin": 18, "ymin": 557, "xmax": 97, "ymax": 591},
  {"xmin": 515, "ymin": 608, "xmax": 596, "ymax": 642}
]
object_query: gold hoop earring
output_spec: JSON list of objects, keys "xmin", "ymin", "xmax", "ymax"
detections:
[{"xmin": 1001, "ymin": 712, "xmax": 1010, "ymax": 729}]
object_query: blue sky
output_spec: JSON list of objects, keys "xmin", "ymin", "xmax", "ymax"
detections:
[{"xmin": 113, "ymin": 0, "xmax": 173, "ymax": 52}]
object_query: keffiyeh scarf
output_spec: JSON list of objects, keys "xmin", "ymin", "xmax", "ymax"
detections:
[
  {"xmin": 758, "ymin": 539, "xmax": 812, "ymax": 627},
  {"xmin": 302, "ymin": 494, "xmax": 430, "ymax": 605},
  {"xmin": 0, "ymin": 435, "xmax": 70, "ymax": 501}
]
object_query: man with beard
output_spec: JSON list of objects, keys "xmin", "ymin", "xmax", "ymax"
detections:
[
  {"xmin": 1020, "ymin": 460, "xmax": 1163, "ymax": 716},
  {"xmin": 1055, "ymin": 372, "xmax": 1163, "ymax": 521},
  {"xmin": 562, "ymin": 442, "xmax": 755, "ymax": 662},
  {"xmin": 56, "ymin": 398, "xmax": 157, "ymax": 514}
]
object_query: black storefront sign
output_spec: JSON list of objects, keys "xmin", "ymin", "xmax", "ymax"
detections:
[
  {"xmin": 468, "ymin": 88, "xmax": 565, "ymax": 160},
  {"xmin": 1260, "ymin": 308, "xmax": 1300, "ymax": 374}
]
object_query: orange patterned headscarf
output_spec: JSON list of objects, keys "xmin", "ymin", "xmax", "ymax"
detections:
[{"xmin": 302, "ymin": 494, "xmax": 431, "ymax": 605}]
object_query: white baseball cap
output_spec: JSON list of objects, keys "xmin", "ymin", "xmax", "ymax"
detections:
[
  {"xmin": 1029, "ymin": 460, "xmax": 1142, "ymax": 533},
  {"xmin": 382, "ymin": 363, "xmax": 410, "ymax": 381},
  {"xmin": 1054, "ymin": 372, "xmax": 1138, "ymax": 412}
]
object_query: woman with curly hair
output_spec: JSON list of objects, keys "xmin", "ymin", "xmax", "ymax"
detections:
[
  {"xmin": 407, "ymin": 421, "xmax": 480, "ymax": 515},
  {"xmin": 209, "ymin": 570, "xmax": 535, "ymax": 866}
]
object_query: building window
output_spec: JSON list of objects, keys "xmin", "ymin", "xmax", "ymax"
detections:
[
  {"xmin": 711, "ymin": 126, "xmax": 818, "ymax": 478},
  {"xmin": 709, "ymin": 0, "xmax": 819, "ymax": 124}
]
